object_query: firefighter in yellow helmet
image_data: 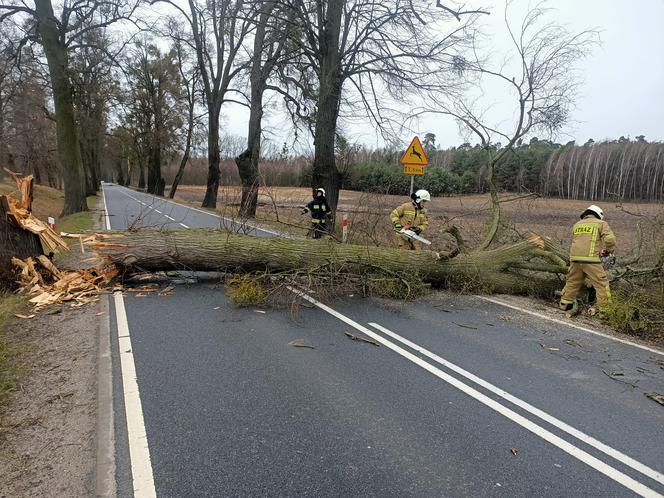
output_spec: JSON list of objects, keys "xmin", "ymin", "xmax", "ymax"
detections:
[
  {"xmin": 390, "ymin": 189, "xmax": 430, "ymax": 250},
  {"xmin": 560, "ymin": 205, "xmax": 616, "ymax": 312}
]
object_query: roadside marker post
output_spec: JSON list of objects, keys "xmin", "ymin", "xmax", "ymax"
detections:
[{"xmin": 342, "ymin": 214, "xmax": 349, "ymax": 243}]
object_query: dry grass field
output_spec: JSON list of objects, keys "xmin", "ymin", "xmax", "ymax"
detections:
[{"xmin": 171, "ymin": 185, "xmax": 664, "ymax": 259}]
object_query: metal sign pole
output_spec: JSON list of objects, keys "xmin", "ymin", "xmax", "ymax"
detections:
[{"xmin": 410, "ymin": 175, "xmax": 414, "ymax": 195}]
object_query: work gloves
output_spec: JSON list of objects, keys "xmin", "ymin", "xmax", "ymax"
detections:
[
  {"xmin": 412, "ymin": 227, "xmax": 422, "ymax": 235},
  {"xmin": 302, "ymin": 208, "xmax": 309, "ymax": 214}
]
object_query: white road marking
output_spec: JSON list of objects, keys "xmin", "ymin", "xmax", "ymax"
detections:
[
  {"xmin": 288, "ymin": 287, "xmax": 662, "ymax": 498},
  {"xmin": 368, "ymin": 322, "xmax": 664, "ymax": 487},
  {"xmin": 102, "ymin": 184, "xmax": 157, "ymax": 498},
  {"xmin": 123, "ymin": 186, "xmax": 281, "ymax": 236},
  {"xmin": 154, "ymin": 209, "xmax": 162, "ymax": 214},
  {"xmin": 101, "ymin": 182, "xmax": 111, "ymax": 230},
  {"xmin": 179, "ymin": 223, "xmax": 189, "ymax": 228},
  {"xmin": 164, "ymin": 215, "xmax": 175, "ymax": 221},
  {"xmin": 477, "ymin": 296, "xmax": 664, "ymax": 357},
  {"xmin": 114, "ymin": 292, "xmax": 157, "ymax": 498}
]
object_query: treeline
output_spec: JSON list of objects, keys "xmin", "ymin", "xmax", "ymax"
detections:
[{"xmin": 144, "ymin": 136, "xmax": 663, "ymax": 202}]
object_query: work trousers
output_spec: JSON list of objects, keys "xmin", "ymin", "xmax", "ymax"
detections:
[
  {"xmin": 560, "ymin": 262, "xmax": 612, "ymax": 308},
  {"xmin": 312, "ymin": 221, "xmax": 326, "ymax": 239},
  {"xmin": 395, "ymin": 233, "xmax": 421, "ymax": 251}
]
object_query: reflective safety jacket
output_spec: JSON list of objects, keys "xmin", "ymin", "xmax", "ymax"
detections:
[
  {"xmin": 304, "ymin": 197, "xmax": 331, "ymax": 223},
  {"xmin": 390, "ymin": 201, "xmax": 429, "ymax": 232},
  {"xmin": 569, "ymin": 215, "xmax": 616, "ymax": 263}
]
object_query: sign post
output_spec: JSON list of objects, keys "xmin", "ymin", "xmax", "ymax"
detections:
[{"xmin": 399, "ymin": 136, "xmax": 429, "ymax": 194}]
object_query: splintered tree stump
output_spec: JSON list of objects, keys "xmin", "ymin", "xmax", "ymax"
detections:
[{"xmin": 0, "ymin": 196, "xmax": 42, "ymax": 281}]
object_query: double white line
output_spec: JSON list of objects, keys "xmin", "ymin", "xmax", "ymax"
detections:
[{"xmin": 289, "ymin": 287, "xmax": 664, "ymax": 498}]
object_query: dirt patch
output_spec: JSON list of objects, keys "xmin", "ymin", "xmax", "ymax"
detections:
[{"xmin": 0, "ymin": 304, "xmax": 99, "ymax": 498}]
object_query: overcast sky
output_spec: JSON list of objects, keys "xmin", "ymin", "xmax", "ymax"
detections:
[{"xmin": 220, "ymin": 0, "xmax": 664, "ymax": 151}]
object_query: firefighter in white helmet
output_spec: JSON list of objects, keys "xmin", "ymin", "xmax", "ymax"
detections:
[
  {"xmin": 302, "ymin": 187, "xmax": 331, "ymax": 239},
  {"xmin": 560, "ymin": 204, "xmax": 616, "ymax": 312},
  {"xmin": 390, "ymin": 189, "xmax": 431, "ymax": 250}
]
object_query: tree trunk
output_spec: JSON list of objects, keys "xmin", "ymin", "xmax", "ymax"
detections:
[
  {"xmin": 95, "ymin": 229, "xmax": 561, "ymax": 296},
  {"xmin": 236, "ymin": 86, "xmax": 262, "ymax": 218},
  {"xmin": 34, "ymin": 0, "xmax": 88, "ymax": 216},
  {"xmin": 0, "ymin": 180, "xmax": 42, "ymax": 285},
  {"xmin": 312, "ymin": 0, "xmax": 344, "ymax": 229},
  {"xmin": 147, "ymin": 141, "xmax": 164, "ymax": 195},
  {"xmin": 169, "ymin": 102, "xmax": 194, "ymax": 199},
  {"xmin": 202, "ymin": 108, "xmax": 221, "ymax": 208},
  {"xmin": 138, "ymin": 159, "xmax": 146, "ymax": 190}
]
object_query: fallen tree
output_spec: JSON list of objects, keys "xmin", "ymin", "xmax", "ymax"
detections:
[{"xmin": 89, "ymin": 228, "xmax": 565, "ymax": 296}]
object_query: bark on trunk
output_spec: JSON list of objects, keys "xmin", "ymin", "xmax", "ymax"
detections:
[
  {"xmin": 169, "ymin": 101, "xmax": 194, "ymax": 199},
  {"xmin": 95, "ymin": 229, "xmax": 560, "ymax": 296},
  {"xmin": 137, "ymin": 159, "xmax": 146, "ymax": 190},
  {"xmin": 34, "ymin": 0, "xmax": 88, "ymax": 216},
  {"xmin": 202, "ymin": 108, "xmax": 221, "ymax": 208},
  {"xmin": 147, "ymin": 142, "xmax": 164, "ymax": 196},
  {"xmin": 236, "ymin": 84, "xmax": 261, "ymax": 217},
  {"xmin": 312, "ymin": 0, "xmax": 344, "ymax": 228}
]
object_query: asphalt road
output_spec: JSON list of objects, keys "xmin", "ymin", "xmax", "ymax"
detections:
[{"xmin": 102, "ymin": 183, "xmax": 664, "ymax": 497}]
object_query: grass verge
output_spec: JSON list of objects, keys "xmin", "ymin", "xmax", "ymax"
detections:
[
  {"xmin": 0, "ymin": 294, "xmax": 28, "ymax": 406},
  {"xmin": 57, "ymin": 196, "xmax": 97, "ymax": 234}
]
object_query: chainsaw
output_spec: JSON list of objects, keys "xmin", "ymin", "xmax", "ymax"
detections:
[
  {"xmin": 395, "ymin": 228, "xmax": 431, "ymax": 245},
  {"xmin": 601, "ymin": 253, "xmax": 616, "ymax": 267}
]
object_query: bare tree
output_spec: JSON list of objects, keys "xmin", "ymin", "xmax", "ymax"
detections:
[
  {"xmin": 152, "ymin": 0, "xmax": 254, "ymax": 208},
  {"xmin": 417, "ymin": 2, "xmax": 599, "ymax": 248},
  {"xmin": 70, "ymin": 30, "xmax": 117, "ymax": 196},
  {"xmin": 168, "ymin": 28, "xmax": 200, "ymax": 199},
  {"xmin": 276, "ymin": 0, "xmax": 477, "ymax": 227},
  {"xmin": 234, "ymin": 0, "xmax": 290, "ymax": 218},
  {"xmin": 0, "ymin": 0, "xmax": 140, "ymax": 214},
  {"xmin": 122, "ymin": 42, "xmax": 184, "ymax": 196}
]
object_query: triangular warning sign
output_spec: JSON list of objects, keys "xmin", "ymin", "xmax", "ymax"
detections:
[{"xmin": 400, "ymin": 136, "xmax": 429, "ymax": 166}]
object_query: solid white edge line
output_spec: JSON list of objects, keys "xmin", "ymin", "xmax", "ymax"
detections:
[
  {"xmin": 114, "ymin": 293, "xmax": 157, "ymax": 498},
  {"xmin": 102, "ymin": 183, "xmax": 157, "ymax": 498},
  {"xmin": 367, "ymin": 322, "xmax": 664, "ymax": 487},
  {"xmin": 476, "ymin": 296, "xmax": 664, "ymax": 357},
  {"xmin": 101, "ymin": 182, "xmax": 111, "ymax": 230},
  {"xmin": 122, "ymin": 185, "xmax": 282, "ymax": 236},
  {"xmin": 286, "ymin": 287, "xmax": 661, "ymax": 498}
]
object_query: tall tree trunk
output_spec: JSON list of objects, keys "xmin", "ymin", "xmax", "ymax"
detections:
[
  {"xmin": 147, "ymin": 141, "xmax": 163, "ymax": 195},
  {"xmin": 312, "ymin": 0, "xmax": 344, "ymax": 228},
  {"xmin": 169, "ymin": 101, "xmax": 194, "ymax": 199},
  {"xmin": 34, "ymin": 0, "xmax": 87, "ymax": 216},
  {"xmin": 236, "ymin": 85, "xmax": 263, "ymax": 218},
  {"xmin": 115, "ymin": 157, "xmax": 125, "ymax": 186},
  {"xmin": 202, "ymin": 107, "xmax": 221, "ymax": 208},
  {"xmin": 138, "ymin": 158, "xmax": 146, "ymax": 190}
]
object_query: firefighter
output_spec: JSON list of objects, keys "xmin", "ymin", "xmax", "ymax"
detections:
[
  {"xmin": 560, "ymin": 204, "xmax": 616, "ymax": 312},
  {"xmin": 302, "ymin": 187, "xmax": 331, "ymax": 239},
  {"xmin": 390, "ymin": 189, "xmax": 430, "ymax": 250}
]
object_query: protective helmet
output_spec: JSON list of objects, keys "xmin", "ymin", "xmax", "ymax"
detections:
[
  {"xmin": 315, "ymin": 187, "xmax": 325, "ymax": 196},
  {"xmin": 414, "ymin": 189, "xmax": 431, "ymax": 202},
  {"xmin": 582, "ymin": 204, "xmax": 604, "ymax": 220}
]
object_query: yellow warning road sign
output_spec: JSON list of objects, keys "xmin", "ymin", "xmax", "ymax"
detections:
[
  {"xmin": 400, "ymin": 136, "xmax": 429, "ymax": 166},
  {"xmin": 403, "ymin": 164, "xmax": 425, "ymax": 175}
]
